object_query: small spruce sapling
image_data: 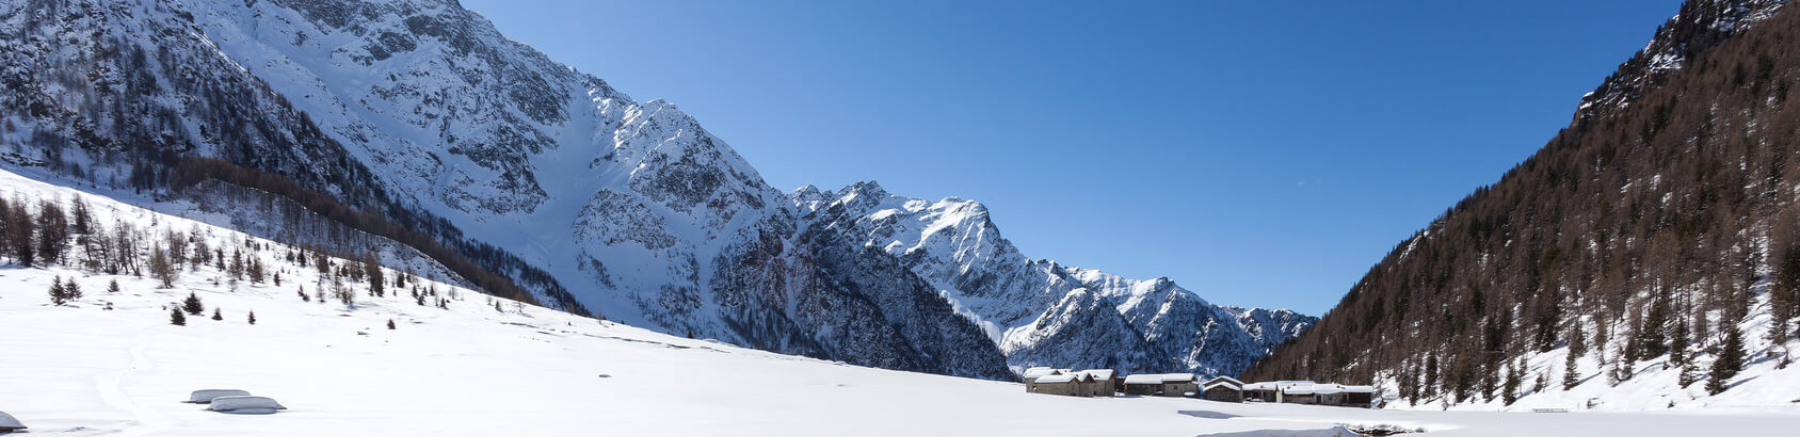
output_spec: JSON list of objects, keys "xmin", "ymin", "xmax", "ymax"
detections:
[
  {"xmin": 64, "ymin": 278, "xmax": 83, "ymax": 302},
  {"xmin": 48, "ymin": 276, "xmax": 69, "ymax": 305},
  {"xmin": 182, "ymin": 292, "xmax": 205, "ymax": 315},
  {"xmin": 211, "ymin": 308, "xmax": 222, "ymax": 321},
  {"xmin": 170, "ymin": 308, "xmax": 186, "ymax": 326},
  {"xmin": 248, "ymin": 311, "xmax": 257, "ymax": 325},
  {"xmin": 108, "ymin": 279, "xmax": 120, "ymax": 293},
  {"xmin": 387, "ymin": 319, "xmax": 396, "ymax": 330}
]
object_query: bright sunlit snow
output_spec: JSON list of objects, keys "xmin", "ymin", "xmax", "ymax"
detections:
[{"xmin": 2, "ymin": 168, "xmax": 1797, "ymax": 436}]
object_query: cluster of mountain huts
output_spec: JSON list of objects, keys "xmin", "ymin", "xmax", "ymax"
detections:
[{"xmin": 1021, "ymin": 368, "xmax": 1377, "ymax": 407}]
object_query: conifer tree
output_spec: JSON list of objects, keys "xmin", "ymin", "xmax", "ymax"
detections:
[
  {"xmin": 1707, "ymin": 324, "xmax": 1747, "ymax": 395},
  {"xmin": 1639, "ymin": 294, "xmax": 1671, "ymax": 358},
  {"xmin": 228, "ymin": 249, "xmax": 244, "ymax": 280},
  {"xmin": 1671, "ymin": 314, "xmax": 1692, "ymax": 366},
  {"xmin": 1423, "ymin": 353, "xmax": 1439, "ymax": 399},
  {"xmin": 247, "ymin": 311, "xmax": 256, "ymax": 325},
  {"xmin": 211, "ymin": 308, "xmax": 222, "ymax": 321},
  {"xmin": 1563, "ymin": 350, "xmax": 1581, "ymax": 390},
  {"xmin": 365, "ymin": 253, "xmax": 385, "ymax": 298},
  {"xmin": 182, "ymin": 292, "xmax": 204, "ymax": 315},
  {"xmin": 170, "ymin": 307, "xmax": 186, "ymax": 326},
  {"xmin": 70, "ymin": 198, "xmax": 91, "ymax": 235},
  {"xmin": 248, "ymin": 258, "xmax": 265, "ymax": 284},
  {"xmin": 387, "ymin": 319, "xmax": 396, "ymax": 330},
  {"xmin": 64, "ymin": 278, "xmax": 81, "ymax": 302},
  {"xmin": 1502, "ymin": 359, "xmax": 1522, "ymax": 406},
  {"xmin": 107, "ymin": 279, "xmax": 120, "ymax": 293},
  {"xmin": 48, "ymin": 275, "xmax": 69, "ymax": 305}
]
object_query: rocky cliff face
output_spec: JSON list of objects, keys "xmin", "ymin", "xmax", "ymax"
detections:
[{"xmin": 0, "ymin": 0, "xmax": 1307, "ymax": 379}]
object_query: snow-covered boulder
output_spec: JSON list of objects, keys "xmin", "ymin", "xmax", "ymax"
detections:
[
  {"xmin": 207, "ymin": 396, "xmax": 287, "ymax": 414},
  {"xmin": 188, "ymin": 389, "xmax": 252, "ymax": 404},
  {"xmin": 0, "ymin": 411, "xmax": 24, "ymax": 432}
]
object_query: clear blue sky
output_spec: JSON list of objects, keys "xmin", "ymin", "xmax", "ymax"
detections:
[{"xmin": 460, "ymin": 0, "xmax": 1683, "ymax": 315}]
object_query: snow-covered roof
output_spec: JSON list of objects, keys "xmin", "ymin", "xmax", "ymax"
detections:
[
  {"xmin": 1242, "ymin": 382, "xmax": 1278, "ymax": 390},
  {"xmin": 1123, "ymin": 374, "xmax": 1164, "ymax": 385},
  {"xmin": 1282, "ymin": 385, "xmax": 1317, "ymax": 395},
  {"xmin": 1021, "ymin": 367, "xmax": 1060, "ymax": 380},
  {"xmin": 1160, "ymin": 373, "xmax": 1197, "ymax": 383},
  {"xmin": 1205, "ymin": 376, "xmax": 1244, "ymax": 387},
  {"xmin": 1312, "ymin": 385, "xmax": 1345, "ymax": 395},
  {"xmin": 1080, "ymin": 369, "xmax": 1115, "ymax": 380},
  {"xmin": 1204, "ymin": 382, "xmax": 1243, "ymax": 391},
  {"xmin": 1342, "ymin": 385, "xmax": 1377, "ymax": 394},
  {"xmin": 208, "ymin": 396, "xmax": 286, "ymax": 413},
  {"xmin": 1035, "ymin": 374, "xmax": 1079, "ymax": 384},
  {"xmin": 0, "ymin": 411, "xmax": 23, "ymax": 430},
  {"xmin": 188, "ymin": 389, "xmax": 252, "ymax": 403}
]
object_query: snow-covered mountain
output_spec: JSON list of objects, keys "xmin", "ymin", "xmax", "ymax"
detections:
[
  {"xmin": 797, "ymin": 182, "xmax": 1315, "ymax": 376},
  {"xmin": 0, "ymin": 0, "xmax": 1306, "ymax": 379}
]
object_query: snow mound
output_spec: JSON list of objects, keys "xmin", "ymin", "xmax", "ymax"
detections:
[
  {"xmin": 207, "ymin": 396, "xmax": 287, "ymax": 414},
  {"xmin": 0, "ymin": 411, "xmax": 22, "ymax": 430},
  {"xmin": 1198, "ymin": 425, "xmax": 1361, "ymax": 437},
  {"xmin": 187, "ymin": 389, "xmax": 252, "ymax": 404}
]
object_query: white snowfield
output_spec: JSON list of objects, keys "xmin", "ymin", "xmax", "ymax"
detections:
[{"xmin": 1, "ymin": 172, "xmax": 1798, "ymax": 436}]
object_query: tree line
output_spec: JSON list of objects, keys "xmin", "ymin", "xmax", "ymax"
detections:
[{"xmin": 1242, "ymin": 0, "xmax": 1800, "ymax": 404}]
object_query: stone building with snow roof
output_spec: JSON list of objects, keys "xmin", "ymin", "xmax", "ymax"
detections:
[
  {"xmin": 1242, "ymin": 382, "xmax": 1279, "ymax": 402},
  {"xmin": 1280, "ymin": 384, "xmax": 1318, "ymax": 404},
  {"xmin": 1028, "ymin": 373, "xmax": 1081, "ymax": 396},
  {"xmin": 1159, "ymin": 373, "xmax": 1200, "ymax": 398},
  {"xmin": 1202, "ymin": 380, "xmax": 1244, "ymax": 403},
  {"xmin": 1021, "ymin": 367, "xmax": 1069, "ymax": 394},
  {"xmin": 1122, "ymin": 374, "xmax": 1165, "ymax": 395},
  {"xmin": 1079, "ymin": 369, "xmax": 1117, "ymax": 396}
]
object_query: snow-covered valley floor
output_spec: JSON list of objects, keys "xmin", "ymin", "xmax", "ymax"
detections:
[
  {"xmin": 7, "ymin": 275, "xmax": 1798, "ymax": 437},
  {"xmin": 0, "ymin": 169, "xmax": 1796, "ymax": 436}
]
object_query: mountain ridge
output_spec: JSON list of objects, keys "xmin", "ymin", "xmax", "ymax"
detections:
[{"xmin": 0, "ymin": 0, "xmax": 1310, "ymax": 379}]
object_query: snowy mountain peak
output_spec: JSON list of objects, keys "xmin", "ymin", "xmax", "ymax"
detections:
[
  {"xmin": 0, "ymin": 0, "xmax": 1305, "ymax": 381},
  {"xmin": 802, "ymin": 182, "xmax": 1315, "ymax": 376}
]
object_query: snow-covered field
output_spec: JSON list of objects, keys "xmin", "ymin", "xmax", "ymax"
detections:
[{"xmin": 1, "ymin": 169, "xmax": 1798, "ymax": 436}]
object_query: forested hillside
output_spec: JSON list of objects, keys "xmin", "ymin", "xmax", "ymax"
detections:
[{"xmin": 1243, "ymin": 0, "xmax": 1800, "ymax": 408}]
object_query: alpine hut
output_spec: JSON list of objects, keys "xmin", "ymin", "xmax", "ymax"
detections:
[
  {"xmin": 1160, "ymin": 373, "xmax": 1200, "ymax": 398},
  {"xmin": 1203, "ymin": 380, "xmax": 1244, "ymax": 402},
  {"xmin": 1079, "ymin": 369, "xmax": 1117, "ymax": 396},
  {"xmin": 1122, "ymin": 374, "xmax": 1165, "ymax": 395}
]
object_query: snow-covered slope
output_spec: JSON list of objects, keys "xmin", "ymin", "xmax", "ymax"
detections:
[
  {"xmin": 2, "ymin": 166, "xmax": 1797, "ymax": 436},
  {"xmin": 1379, "ymin": 275, "xmax": 1800, "ymax": 412},
  {"xmin": 797, "ymin": 182, "xmax": 1316, "ymax": 376}
]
